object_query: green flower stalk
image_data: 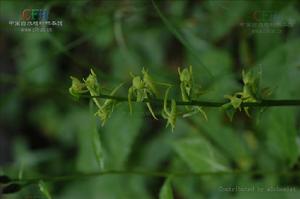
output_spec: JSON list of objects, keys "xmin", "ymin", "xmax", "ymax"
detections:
[{"xmin": 68, "ymin": 67, "xmax": 296, "ymax": 131}]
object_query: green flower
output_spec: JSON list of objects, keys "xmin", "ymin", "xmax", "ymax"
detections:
[
  {"xmin": 178, "ymin": 66, "xmax": 207, "ymax": 120},
  {"xmin": 178, "ymin": 66, "xmax": 192, "ymax": 98},
  {"xmin": 162, "ymin": 87, "xmax": 177, "ymax": 131},
  {"xmin": 224, "ymin": 94, "xmax": 243, "ymax": 110},
  {"xmin": 69, "ymin": 76, "xmax": 87, "ymax": 98},
  {"xmin": 178, "ymin": 66, "xmax": 192, "ymax": 83},
  {"xmin": 128, "ymin": 70, "xmax": 158, "ymax": 120},
  {"xmin": 84, "ymin": 69, "xmax": 100, "ymax": 96},
  {"xmin": 222, "ymin": 69, "xmax": 262, "ymax": 119},
  {"xmin": 95, "ymin": 83, "xmax": 123, "ymax": 126},
  {"xmin": 241, "ymin": 70, "xmax": 259, "ymax": 100},
  {"xmin": 132, "ymin": 76, "xmax": 144, "ymax": 90}
]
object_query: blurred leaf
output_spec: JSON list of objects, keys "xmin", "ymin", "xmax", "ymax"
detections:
[
  {"xmin": 260, "ymin": 109, "xmax": 299, "ymax": 168},
  {"xmin": 92, "ymin": 127, "xmax": 104, "ymax": 170},
  {"xmin": 76, "ymin": 110, "xmax": 100, "ymax": 172},
  {"xmin": 258, "ymin": 39, "xmax": 300, "ymax": 98},
  {"xmin": 202, "ymin": 0, "xmax": 251, "ymax": 40},
  {"xmin": 102, "ymin": 104, "xmax": 143, "ymax": 169},
  {"xmin": 194, "ymin": 111, "xmax": 252, "ymax": 169},
  {"xmin": 130, "ymin": 29, "xmax": 166, "ymax": 69},
  {"xmin": 159, "ymin": 178, "xmax": 173, "ymax": 199},
  {"xmin": 58, "ymin": 176, "xmax": 151, "ymax": 199},
  {"xmin": 29, "ymin": 102, "xmax": 61, "ymax": 137},
  {"xmin": 152, "ymin": 0, "xmax": 213, "ymax": 77},
  {"xmin": 111, "ymin": 48, "xmax": 141, "ymax": 80},
  {"xmin": 189, "ymin": 47, "xmax": 238, "ymax": 98},
  {"xmin": 255, "ymin": 34, "xmax": 282, "ymax": 60},
  {"xmin": 137, "ymin": 130, "xmax": 174, "ymax": 170},
  {"xmin": 255, "ymin": 39, "xmax": 300, "ymax": 168},
  {"xmin": 17, "ymin": 33, "xmax": 55, "ymax": 85},
  {"xmin": 13, "ymin": 138, "xmax": 59, "ymax": 169},
  {"xmin": 39, "ymin": 180, "xmax": 52, "ymax": 199},
  {"xmin": 172, "ymin": 175, "xmax": 205, "ymax": 199},
  {"xmin": 173, "ymin": 137, "xmax": 228, "ymax": 172}
]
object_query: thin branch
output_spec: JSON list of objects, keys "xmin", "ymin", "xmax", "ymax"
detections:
[
  {"xmin": 12, "ymin": 169, "xmax": 300, "ymax": 184},
  {"xmin": 80, "ymin": 94, "xmax": 300, "ymax": 107}
]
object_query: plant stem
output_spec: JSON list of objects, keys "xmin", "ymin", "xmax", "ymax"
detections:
[
  {"xmin": 82, "ymin": 94, "xmax": 300, "ymax": 107},
  {"xmin": 12, "ymin": 169, "xmax": 300, "ymax": 184}
]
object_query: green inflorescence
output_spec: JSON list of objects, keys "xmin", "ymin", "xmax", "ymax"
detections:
[{"xmin": 70, "ymin": 67, "xmax": 267, "ymax": 130}]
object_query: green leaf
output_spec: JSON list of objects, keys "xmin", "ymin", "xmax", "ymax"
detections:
[
  {"xmin": 261, "ymin": 109, "xmax": 299, "ymax": 167},
  {"xmin": 258, "ymin": 39, "xmax": 300, "ymax": 98},
  {"xmin": 39, "ymin": 180, "xmax": 52, "ymax": 199},
  {"xmin": 255, "ymin": 39, "xmax": 300, "ymax": 167},
  {"xmin": 202, "ymin": 0, "xmax": 251, "ymax": 40},
  {"xmin": 173, "ymin": 137, "xmax": 228, "ymax": 172},
  {"xmin": 103, "ymin": 104, "xmax": 143, "ymax": 169},
  {"xmin": 92, "ymin": 127, "xmax": 104, "ymax": 170},
  {"xmin": 193, "ymin": 111, "xmax": 252, "ymax": 169},
  {"xmin": 159, "ymin": 178, "xmax": 173, "ymax": 199},
  {"xmin": 189, "ymin": 48, "xmax": 238, "ymax": 99},
  {"xmin": 59, "ymin": 176, "xmax": 151, "ymax": 199},
  {"xmin": 75, "ymin": 110, "xmax": 101, "ymax": 172}
]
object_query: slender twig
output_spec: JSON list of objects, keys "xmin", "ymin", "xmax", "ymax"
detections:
[
  {"xmin": 12, "ymin": 169, "xmax": 300, "ymax": 184},
  {"xmin": 81, "ymin": 94, "xmax": 300, "ymax": 107}
]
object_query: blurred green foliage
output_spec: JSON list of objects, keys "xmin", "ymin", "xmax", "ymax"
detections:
[{"xmin": 0, "ymin": 0, "xmax": 300, "ymax": 198}]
